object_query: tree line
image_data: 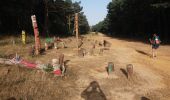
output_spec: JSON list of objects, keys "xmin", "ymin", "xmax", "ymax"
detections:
[
  {"xmin": 0, "ymin": 0, "xmax": 90, "ymax": 36},
  {"xmin": 92, "ymin": 0, "xmax": 170, "ymax": 43}
]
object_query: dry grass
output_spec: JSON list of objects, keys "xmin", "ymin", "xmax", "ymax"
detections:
[
  {"xmin": 0, "ymin": 34, "xmax": 170, "ymax": 100},
  {"xmin": 0, "ymin": 35, "xmax": 48, "ymax": 61},
  {"xmin": 0, "ymin": 64, "xmax": 78, "ymax": 100},
  {"xmin": 0, "ymin": 35, "xmax": 79, "ymax": 100}
]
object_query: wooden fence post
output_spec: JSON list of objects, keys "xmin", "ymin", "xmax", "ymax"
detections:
[
  {"xmin": 21, "ymin": 30, "xmax": 26, "ymax": 44},
  {"xmin": 75, "ymin": 13, "xmax": 79, "ymax": 52},
  {"xmin": 126, "ymin": 64, "xmax": 133, "ymax": 79},
  {"xmin": 31, "ymin": 15, "xmax": 41, "ymax": 55}
]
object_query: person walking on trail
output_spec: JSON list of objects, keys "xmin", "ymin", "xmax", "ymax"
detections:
[{"xmin": 149, "ymin": 33, "xmax": 161, "ymax": 58}]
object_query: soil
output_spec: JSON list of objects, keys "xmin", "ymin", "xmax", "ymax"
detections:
[{"xmin": 0, "ymin": 33, "xmax": 170, "ymax": 100}]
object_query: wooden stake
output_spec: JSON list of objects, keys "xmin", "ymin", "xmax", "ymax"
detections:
[
  {"xmin": 45, "ymin": 43, "xmax": 48, "ymax": 51},
  {"xmin": 21, "ymin": 30, "xmax": 26, "ymax": 44},
  {"xmin": 31, "ymin": 15, "xmax": 41, "ymax": 55},
  {"xmin": 108, "ymin": 62, "xmax": 114, "ymax": 75},
  {"xmin": 126, "ymin": 64, "xmax": 133, "ymax": 79},
  {"xmin": 75, "ymin": 13, "xmax": 79, "ymax": 51}
]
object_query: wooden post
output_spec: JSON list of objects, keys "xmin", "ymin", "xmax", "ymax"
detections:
[
  {"xmin": 78, "ymin": 48, "xmax": 86, "ymax": 57},
  {"xmin": 59, "ymin": 53, "xmax": 64, "ymax": 67},
  {"xmin": 21, "ymin": 30, "xmax": 26, "ymax": 44},
  {"xmin": 126, "ymin": 64, "xmax": 133, "ymax": 79},
  {"xmin": 31, "ymin": 15, "xmax": 41, "ymax": 55},
  {"xmin": 12, "ymin": 40, "xmax": 15, "ymax": 46},
  {"xmin": 108, "ymin": 62, "xmax": 114, "ymax": 75},
  {"xmin": 45, "ymin": 43, "xmax": 48, "ymax": 51},
  {"xmin": 75, "ymin": 13, "xmax": 79, "ymax": 51}
]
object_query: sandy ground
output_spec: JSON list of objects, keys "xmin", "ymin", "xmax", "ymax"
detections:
[{"xmin": 0, "ymin": 33, "xmax": 170, "ymax": 100}]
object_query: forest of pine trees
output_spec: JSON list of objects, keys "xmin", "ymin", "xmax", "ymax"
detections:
[
  {"xmin": 92, "ymin": 0, "xmax": 170, "ymax": 43},
  {"xmin": 0, "ymin": 0, "xmax": 90, "ymax": 36}
]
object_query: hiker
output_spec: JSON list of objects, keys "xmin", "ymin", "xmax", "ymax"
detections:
[{"xmin": 149, "ymin": 33, "xmax": 161, "ymax": 58}]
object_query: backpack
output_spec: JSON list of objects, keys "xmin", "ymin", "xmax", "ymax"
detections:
[{"xmin": 155, "ymin": 36, "xmax": 160, "ymax": 44}]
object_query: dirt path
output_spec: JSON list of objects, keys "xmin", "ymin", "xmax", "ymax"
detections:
[
  {"xmin": 0, "ymin": 34, "xmax": 170, "ymax": 100},
  {"xmin": 62, "ymin": 34, "xmax": 170, "ymax": 100}
]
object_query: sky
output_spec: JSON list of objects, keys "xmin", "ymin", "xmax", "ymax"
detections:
[{"xmin": 74, "ymin": 0, "xmax": 112, "ymax": 26}]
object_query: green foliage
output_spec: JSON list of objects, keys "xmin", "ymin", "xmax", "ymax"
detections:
[
  {"xmin": 92, "ymin": 21, "xmax": 104, "ymax": 32},
  {"xmin": 0, "ymin": 0, "xmax": 90, "ymax": 36},
  {"xmin": 92, "ymin": 0, "xmax": 170, "ymax": 41},
  {"xmin": 79, "ymin": 12, "xmax": 90, "ymax": 34},
  {"xmin": 92, "ymin": 17, "xmax": 109, "ymax": 33},
  {"xmin": 43, "ymin": 64, "xmax": 54, "ymax": 72}
]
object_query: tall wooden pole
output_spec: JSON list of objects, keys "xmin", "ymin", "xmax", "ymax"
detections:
[
  {"xmin": 75, "ymin": 13, "xmax": 79, "ymax": 51},
  {"xmin": 31, "ymin": 15, "xmax": 41, "ymax": 55}
]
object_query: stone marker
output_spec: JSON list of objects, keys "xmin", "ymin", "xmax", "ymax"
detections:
[{"xmin": 126, "ymin": 64, "xmax": 133, "ymax": 79}]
